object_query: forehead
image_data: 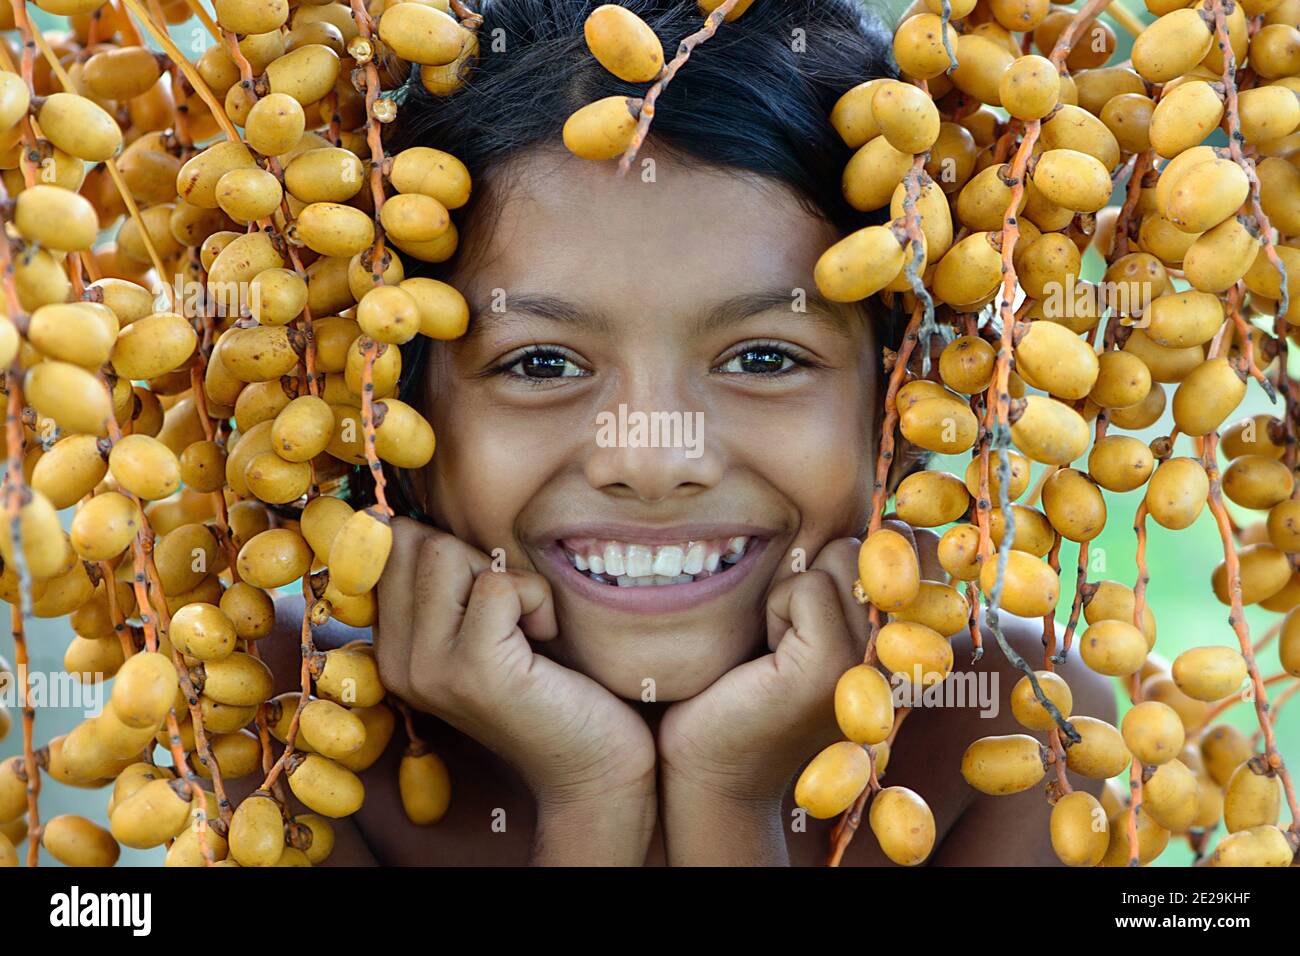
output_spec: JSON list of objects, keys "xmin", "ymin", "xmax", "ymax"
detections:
[{"xmin": 449, "ymin": 146, "xmax": 841, "ymax": 310}]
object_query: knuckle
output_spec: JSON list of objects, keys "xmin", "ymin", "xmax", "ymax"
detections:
[
  {"xmin": 512, "ymin": 567, "xmax": 549, "ymax": 592},
  {"xmin": 416, "ymin": 532, "xmax": 458, "ymax": 569},
  {"xmin": 880, "ymin": 517, "xmax": 916, "ymax": 545},
  {"xmin": 825, "ymin": 535, "xmax": 863, "ymax": 553},
  {"xmin": 912, "ymin": 528, "xmax": 941, "ymax": 551},
  {"xmin": 390, "ymin": 515, "xmax": 417, "ymax": 538},
  {"xmin": 799, "ymin": 568, "xmax": 838, "ymax": 596},
  {"xmin": 811, "ymin": 539, "xmax": 854, "ymax": 569},
  {"xmin": 471, "ymin": 568, "xmax": 513, "ymax": 599}
]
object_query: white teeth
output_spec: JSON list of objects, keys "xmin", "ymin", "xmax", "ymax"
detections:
[
  {"xmin": 626, "ymin": 544, "xmax": 653, "ymax": 577},
  {"xmin": 652, "ymin": 545, "xmax": 684, "ymax": 577},
  {"xmin": 683, "ymin": 542, "xmax": 704, "ymax": 575},
  {"xmin": 566, "ymin": 535, "xmax": 755, "ymax": 586}
]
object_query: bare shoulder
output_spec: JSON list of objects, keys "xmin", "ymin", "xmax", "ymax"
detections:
[
  {"xmin": 948, "ymin": 610, "xmax": 1119, "ymax": 730},
  {"xmin": 835, "ymin": 611, "xmax": 1118, "ymax": 866},
  {"xmin": 258, "ymin": 593, "xmax": 374, "ymax": 694},
  {"xmin": 929, "ymin": 611, "xmax": 1117, "ymax": 865}
]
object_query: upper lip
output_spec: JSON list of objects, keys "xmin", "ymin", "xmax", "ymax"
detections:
[{"xmin": 540, "ymin": 522, "xmax": 777, "ymax": 545}]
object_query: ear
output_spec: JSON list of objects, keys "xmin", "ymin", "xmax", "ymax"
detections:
[
  {"xmin": 867, "ymin": 300, "xmax": 940, "ymax": 501},
  {"xmin": 885, "ymin": 436, "xmax": 932, "ymax": 497},
  {"xmin": 389, "ymin": 338, "xmax": 441, "ymax": 523}
]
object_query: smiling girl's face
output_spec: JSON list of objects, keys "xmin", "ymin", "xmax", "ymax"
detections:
[{"xmin": 411, "ymin": 146, "xmax": 880, "ymax": 700}]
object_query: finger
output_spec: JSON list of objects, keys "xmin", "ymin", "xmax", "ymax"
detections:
[
  {"xmin": 381, "ymin": 522, "xmax": 490, "ymax": 683},
  {"xmin": 411, "ymin": 525, "xmax": 492, "ymax": 624},
  {"xmin": 377, "ymin": 516, "xmax": 423, "ymax": 614},
  {"xmin": 808, "ymin": 537, "xmax": 869, "ymax": 655},
  {"xmin": 766, "ymin": 565, "xmax": 850, "ymax": 654},
  {"xmin": 769, "ymin": 569, "xmax": 857, "ymax": 686},
  {"xmin": 766, "ymin": 573, "xmax": 799, "ymax": 653},
  {"xmin": 510, "ymin": 569, "xmax": 559, "ymax": 642},
  {"xmin": 373, "ymin": 517, "xmax": 422, "ymax": 693},
  {"xmin": 881, "ymin": 515, "xmax": 917, "ymax": 550},
  {"xmin": 455, "ymin": 569, "xmax": 557, "ymax": 668},
  {"xmin": 766, "ymin": 539, "xmax": 862, "ymax": 652},
  {"xmin": 913, "ymin": 528, "xmax": 944, "ymax": 580}
]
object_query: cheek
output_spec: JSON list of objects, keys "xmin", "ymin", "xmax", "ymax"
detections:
[
  {"xmin": 781, "ymin": 428, "xmax": 872, "ymax": 534},
  {"xmin": 425, "ymin": 395, "xmax": 554, "ymax": 554},
  {"xmin": 747, "ymin": 383, "xmax": 877, "ymax": 534}
]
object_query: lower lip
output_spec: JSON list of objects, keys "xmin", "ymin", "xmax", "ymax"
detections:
[{"xmin": 540, "ymin": 539, "xmax": 769, "ymax": 614}]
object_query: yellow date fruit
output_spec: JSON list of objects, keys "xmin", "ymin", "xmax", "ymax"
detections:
[
  {"xmin": 961, "ymin": 734, "xmax": 1048, "ymax": 795},
  {"xmin": 1050, "ymin": 791, "xmax": 1109, "ymax": 867},
  {"xmin": 869, "ymin": 787, "xmax": 935, "ymax": 866},
  {"xmin": 399, "ymin": 747, "xmax": 452, "ymax": 825},
  {"xmin": 857, "ymin": 529, "xmax": 920, "ymax": 612},
  {"xmin": 795, "ymin": 741, "xmax": 871, "ymax": 819}
]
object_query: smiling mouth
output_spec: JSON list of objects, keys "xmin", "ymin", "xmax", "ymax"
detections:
[{"xmin": 557, "ymin": 536, "xmax": 753, "ymax": 587}]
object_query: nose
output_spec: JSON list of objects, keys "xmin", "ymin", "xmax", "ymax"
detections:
[{"xmin": 583, "ymin": 373, "xmax": 723, "ymax": 503}]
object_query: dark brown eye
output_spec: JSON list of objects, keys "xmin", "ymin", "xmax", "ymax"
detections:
[
  {"xmin": 518, "ymin": 352, "xmax": 570, "ymax": 377},
  {"xmin": 499, "ymin": 348, "xmax": 586, "ymax": 380},
  {"xmin": 720, "ymin": 347, "xmax": 795, "ymax": 375}
]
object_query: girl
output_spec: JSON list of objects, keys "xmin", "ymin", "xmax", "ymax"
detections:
[{"xmin": 253, "ymin": 0, "xmax": 1115, "ymax": 865}]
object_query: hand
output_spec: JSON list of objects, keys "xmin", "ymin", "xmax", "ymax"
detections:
[
  {"xmin": 373, "ymin": 519, "xmax": 656, "ymax": 861},
  {"xmin": 658, "ymin": 537, "xmax": 870, "ymax": 805}
]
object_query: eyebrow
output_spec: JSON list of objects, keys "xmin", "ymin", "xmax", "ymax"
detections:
[
  {"xmin": 692, "ymin": 289, "xmax": 850, "ymax": 337},
  {"xmin": 461, "ymin": 294, "xmax": 614, "ymax": 343},
  {"xmin": 462, "ymin": 287, "xmax": 850, "ymax": 342}
]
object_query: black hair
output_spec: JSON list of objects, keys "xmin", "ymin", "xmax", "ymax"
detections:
[
  {"xmin": 349, "ymin": 0, "xmax": 908, "ymax": 515},
  {"xmin": 393, "ymin": 0, "xmax": 896, "ymax": 234}
]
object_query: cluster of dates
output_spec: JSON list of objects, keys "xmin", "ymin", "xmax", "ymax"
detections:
[
  {"xmin": 0, "ymin": 0, "xmax": 478, "ymax": 867},
  {"xmin": 0, "ymin": 0, "xmax": 1298, "ymax": 870},
  {"xmin": 563, "ymin": 0, "xmax": 1300, "ymax": 867}
]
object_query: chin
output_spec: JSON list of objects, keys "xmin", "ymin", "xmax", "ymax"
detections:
[{"xmin": 544, "ymin": 615, "xmax": 761, "ymax": 702}]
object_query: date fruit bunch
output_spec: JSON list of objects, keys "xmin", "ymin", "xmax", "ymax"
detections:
[
  {"xmin": 814, "ymin": 0, "xmax": 1300, "ymax": 868},
  {"xmin": 563, "ymin": 0, "xmax": 1300, "ymax": 868},
  {"xmin": 0, "ymin": 0, "xmax": 477, "ymax": 867}
]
